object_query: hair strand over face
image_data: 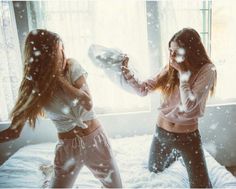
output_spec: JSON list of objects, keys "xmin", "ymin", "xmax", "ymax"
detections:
[{"xmin": 10, "ymin": 29, "xmax": 63, "ymax": 129}]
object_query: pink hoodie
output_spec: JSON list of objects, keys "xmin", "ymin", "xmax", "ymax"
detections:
[{"xmin": 121, "ymin": 63, "xmax": 216, "ymax": 125}]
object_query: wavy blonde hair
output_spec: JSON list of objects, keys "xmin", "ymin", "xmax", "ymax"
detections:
[
  {"xmin": 10, "ymin": 29, "xmax": 63, "ymax": 129},
  {"xmin": 156, "ymin": 28, "xmax": 217, "ymax": 97}
]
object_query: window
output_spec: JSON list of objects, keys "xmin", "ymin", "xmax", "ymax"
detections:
[
  {"xmin": 1, "ymin": 1, "xmax": 235, "ymax": 122},
  {"xmin": 0, "ymin": 1, "xmax": 22, "ymax": 121},
  {"xmin": 155, "ymin": 0, "xmax": 234, "ymax": 105},
  {"xmin": 211, "ymin": 0, "xmax": 236, "ymax": 104},
  {"xmin": 30, "ymin": 0, "xmax": 151, "ymax": 114},
  {"xmin": 156, "ymin": 0, "xmax": 211, "ymax": 65}
]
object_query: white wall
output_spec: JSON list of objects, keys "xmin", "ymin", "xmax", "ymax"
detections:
[{"xmin": 198, "ymin": 104, "xmax": 236, "ymax": 167}]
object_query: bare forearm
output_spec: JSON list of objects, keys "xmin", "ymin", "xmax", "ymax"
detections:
[{"xmin": 0, "ymin": 128, "xmax": 21, "ymax": 143}]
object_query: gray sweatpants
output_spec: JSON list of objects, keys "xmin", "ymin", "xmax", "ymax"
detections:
[{"xmin": 50, "ymin": 127, "xmax": 122, "ymax": 188}]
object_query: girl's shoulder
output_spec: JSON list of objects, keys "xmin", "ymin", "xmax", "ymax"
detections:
[
  {"xmin": 66, "ymin": 58, "xmax": 83, "ymax": 73},
  {"xmin": 66, "ymin": 58, "xmax": 88, "ymax": 83},
  {"xmin": 203, "ymin": 62, "xmax": 216, "ymax": 70},
  {"xmin": 66, "ymin": 58, "xmax": 80, "ymax": 67},
  {"xmin": 196, "ymin": 63, "xmax": 216, "ymax": 77},
  {"xmin": 191, "ymin": 63, "xmax": 216, "ymax": 84}
]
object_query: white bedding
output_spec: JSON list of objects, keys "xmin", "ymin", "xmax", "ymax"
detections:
[{"xmin": 0, "ymin": 134, "xmax": 236, "ymax": 188}]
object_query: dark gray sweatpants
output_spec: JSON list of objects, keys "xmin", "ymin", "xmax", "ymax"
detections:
[{"xmin": 148, "ymin": 126, "xmax": 212, "ymax": 188}]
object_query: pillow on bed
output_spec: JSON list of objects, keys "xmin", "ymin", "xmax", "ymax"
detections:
[{"xmin": 0, "ymin": 135, "xmax": 236, "ymax": 188}]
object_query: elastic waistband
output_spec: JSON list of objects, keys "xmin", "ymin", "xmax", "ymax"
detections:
[
  {"xmin": 156, "ymin": 125, "xmax": 200, "ymax": 137},
  {"xmin": 58, "ymin": 126, "xmax": 103, "ymax": 141}
]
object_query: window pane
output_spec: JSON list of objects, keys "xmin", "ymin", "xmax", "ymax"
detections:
[
  {"xmin": 38, "ymin": 0, "xmax": 151, "ymax": 114},
  {"xmin": 211, "ymin": 0, "xmax": 236, "ymax": 103},
  {"xmin": 0, "ymin": 1, "xmax": 22, "ymax": 121},
  {"xmin": 157, "ymin": 0, "xmax": 204, "ymax": 66}
]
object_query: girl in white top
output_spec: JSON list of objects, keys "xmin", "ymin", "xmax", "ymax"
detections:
[
  {"xmin": 121, "ymin": 28, "xmax": 217, "ymax": 188},
  {"xmin": 0, "ymin": 29, "xmax": 122, "ymax": 188}
]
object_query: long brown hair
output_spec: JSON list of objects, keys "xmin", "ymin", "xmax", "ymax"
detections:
[
  {"xmin": 10, "ymin": 29, "xmax": 62, "ymax": 129},
  {"xmin": 156, "ymin": 28, "xmax": 216, "ymax": 97}
]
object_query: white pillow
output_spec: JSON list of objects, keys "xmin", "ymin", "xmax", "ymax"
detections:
[{"xmin": 88, "ymin": 44, "xmax": 139, "ymax": 95}]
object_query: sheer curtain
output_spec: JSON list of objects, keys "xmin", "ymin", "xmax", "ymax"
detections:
[
  {"xmin": 32, "ymin": 0, "xmax": 150, "ymax": 114},
  {"xmin": 157, "ymin": 0, "xmax": 236, "ymax": 104},
  {"xmin": 157, "ymin": 0, "xmax": 205, "ymax": 67},
  {"xmin": 0, "ymin": 1, "xmax": 22, "ymax": 121},
  {"xmin": 211, "ymin": 0, "xmax": 236, "ymax": 103}
]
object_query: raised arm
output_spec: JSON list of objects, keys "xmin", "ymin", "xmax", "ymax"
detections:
[{"xmin": 121, "ymin": 57, "xmax": 167, "ymax": 96}]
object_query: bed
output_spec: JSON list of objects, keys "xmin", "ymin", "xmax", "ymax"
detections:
[{"xmin": 0, "ymin": 134, "xmax": 236, "ymax": 188}]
